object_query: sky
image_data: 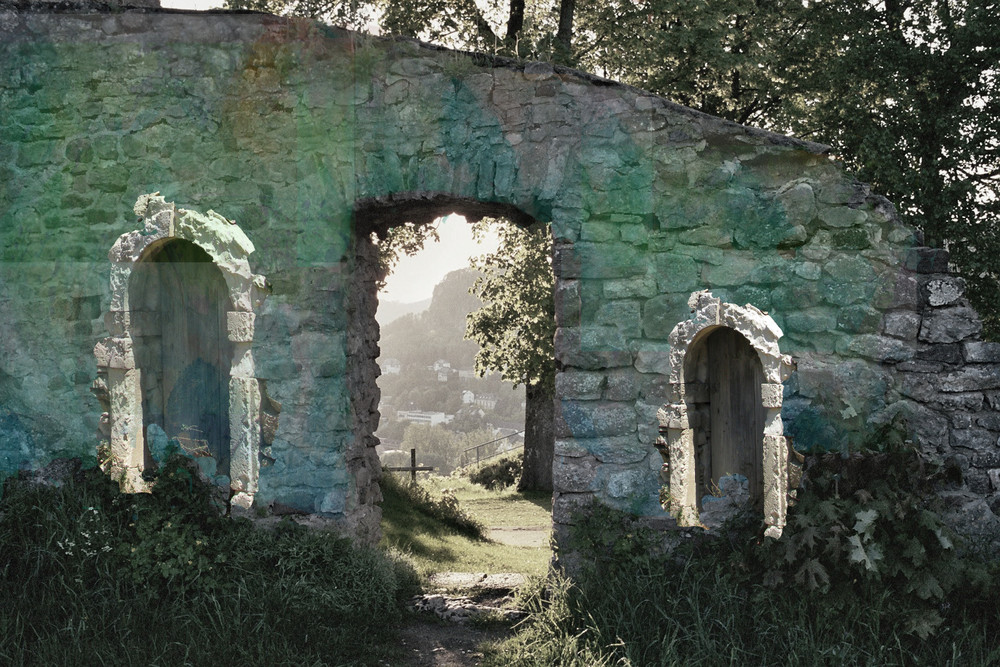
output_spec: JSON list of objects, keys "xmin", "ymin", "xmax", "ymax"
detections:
[{"xmin": 380, "ymin": 215, "xmax": 500, "ymax": 304}]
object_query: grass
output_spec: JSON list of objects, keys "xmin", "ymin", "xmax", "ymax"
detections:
[
  {"xmin": 380, "ymin": 472, "xmax": 552, "ymax": 579},
  {"xmin": 0, "ymin": 457, "xmax": 420, "ymax": 666}
]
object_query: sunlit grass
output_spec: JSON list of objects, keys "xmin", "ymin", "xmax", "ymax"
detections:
[{"xmin": 380, "ymin": 472, "xmax": 552, "ymax": 578}]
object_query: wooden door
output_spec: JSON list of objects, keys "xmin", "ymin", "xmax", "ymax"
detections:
[
  {"xmin": 706, "ymin": 328, "xmax": 765, "ymax": 504},
  {"xmin": 152, "ymin": 241, "xmax": 232, "ymax": 474}
]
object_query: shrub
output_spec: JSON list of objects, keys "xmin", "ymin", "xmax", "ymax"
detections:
[
  {"xmin": 468, "ymin": 452, "xmax": 523, "ymax": 490},
  {"xmin": 487, "ymin": 445, "xmax": 1000, "ymax": 666}
]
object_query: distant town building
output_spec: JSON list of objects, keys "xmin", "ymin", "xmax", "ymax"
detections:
[
  {"xmin": 461, "ymin": 390, "xmax": 475, "ymax": 405},
  {"xmin": 430, "ymin": 359, "xmax": 451, "ymax": 372},
  {"xmin": 458, "ymin": 369, "xmax": 478, "ymax": 380},
  {"xmin": 381, "ymin": 358, "xmax": 401, "ymax": 375},
  {"xmin": 474, "ymin": 393, "xmax": 498, "ymax": 410},
  {"xmin": 396, "ymin": 410, "xmax": 453, "ymax": 426}
]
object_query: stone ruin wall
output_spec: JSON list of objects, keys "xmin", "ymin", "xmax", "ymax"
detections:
[{"xmin": 2, "ymin": 3, "xmax": 1000, "ymax": 545}]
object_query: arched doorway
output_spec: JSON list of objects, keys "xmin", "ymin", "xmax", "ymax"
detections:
[
  {"xmin": 659, "ymin": 291, "xmax": 795, "ymax": 536},
  {"xmin": 95, "ymin": 194, "xmax": 270, "ymax": 506},
  {"xmin": 129, "ymin": 239, "xmax": 234, "ymax": 477},
  {"xmin": 684, "ymin": 327, "xmax": 765, "ymax": 508}
]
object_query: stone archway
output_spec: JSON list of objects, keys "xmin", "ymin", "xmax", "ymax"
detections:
[
  {"xmin": 93, "ymin": 194, "xmax": 269, "ymax": 508},
  {"xmin": 657, "ymin": 291, "xmax": 795, "ymax": 537}
]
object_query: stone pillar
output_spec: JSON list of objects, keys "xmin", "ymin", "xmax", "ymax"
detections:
[
  {"xmin": 228, "ymin": 310, "xmax": 259, "ymax": 509},
  {"xmin": 107, "ymin": 366, "xmax": 145, "ymax": 492}
]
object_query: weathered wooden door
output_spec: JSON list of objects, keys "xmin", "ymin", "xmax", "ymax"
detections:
[
  {"xmin": 146, "ymin": 240, "xmax": 232, "ymax": 473},
  {"xmin": 706, "ymin": 328, "xmax": 765, "ymax": 503}
]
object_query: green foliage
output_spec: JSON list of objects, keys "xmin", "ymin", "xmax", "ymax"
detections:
[
  {"xmin": 0, "ymin": 458, "xmax": 418, "ymax": 665},
  {"xmin": 468, "ymin": 452, "xmax": 523, "ymax": 490},
  {"xmin": 380, "ymin": 467, "xmax": 486, "ymax": 539},
  {"xmin": 760, "ymin": 450, "xmax": 974, "ymax": 639},
  {"xmin": 489, "ymin": 445, "xmax": 1000, "ymax": 665},
  {"xmin": 371, "ymin": 222, "xmax": 441, "ymax": 290},
  {"xmin": 466, "ymin": 219, "xmax": 554, "ymax": 392}
]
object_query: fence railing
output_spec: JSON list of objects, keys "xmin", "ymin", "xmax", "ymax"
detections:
[{"xmin": 458, "ymin": 430, "xmax": 524, "ymax": 469}]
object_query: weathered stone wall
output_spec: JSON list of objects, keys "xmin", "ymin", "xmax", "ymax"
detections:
[{"xmin": 3, "ymin": 3, "xmax": 1000, "ymax": 544}]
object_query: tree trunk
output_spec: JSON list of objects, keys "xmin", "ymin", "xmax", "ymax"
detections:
[
  {"xmin": 518, "ymin": 381, "xmax": 554, "ymax": 492},
  {"xmin": 555, "ymin": 0, "xmax": 575, "ymax": 64}
]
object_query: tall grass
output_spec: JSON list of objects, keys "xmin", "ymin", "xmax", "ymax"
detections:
[
  {"xmin": 487, "ymin": 452, "xmax": 1000, "ymax": 667},
  {"xmin": 0, "ymin": 457, "xmax": 418, "ymax": 666}
]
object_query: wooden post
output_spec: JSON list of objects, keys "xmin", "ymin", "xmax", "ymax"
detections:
[{"xmin": 410, "ymin": 448, "xmax": 417, "ymax": 483}]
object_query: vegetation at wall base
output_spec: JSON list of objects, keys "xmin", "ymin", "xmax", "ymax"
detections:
[
  {"xmin": 0, "ymin": 456, "xmax": 418, "ymax": 666},
  {"xmin": 486, "ymin": 448, "xmax": 1000, "ymax": 666},
  {"xmin": 468, "ymin": 452, "xmax": 523, "ymax": 491}
]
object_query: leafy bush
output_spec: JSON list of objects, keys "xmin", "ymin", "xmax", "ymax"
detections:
[
  {"xmin": 380, "ymin": 467, "xmax": 486, "ymax": 539},
  {"xmin": 0, "ymin": 455, "xmax": 418, "ymax": 665},
  {"xmin": 468, "ymin": 452, "xmax": 523, "ymax": 490},
  {"xmin": 488, "ymin": 446, "xmax": 1000, "ymax": 666}
]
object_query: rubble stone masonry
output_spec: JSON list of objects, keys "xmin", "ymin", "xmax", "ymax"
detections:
[{"xmin": 2, "ymin": 2, "xmax": 1000, "ymax": 545}]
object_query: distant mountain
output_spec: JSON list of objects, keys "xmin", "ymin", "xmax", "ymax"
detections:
[
  {"xmin": 378, "ymin": 268, "xmax": 483, "ymax": 370},
  {"xmin": 376, "ymin": 296, "xmax": 431, "ymax": 326}
]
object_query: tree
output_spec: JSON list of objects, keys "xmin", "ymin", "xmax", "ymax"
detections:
[{"xmin": 466, "ymin": 220, "xmax": 555, "ymax": 492}]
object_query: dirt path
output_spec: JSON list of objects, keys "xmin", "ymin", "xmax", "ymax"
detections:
[
  {"xmin": 395, "ymin": 616, "xmax": 510, "ymax": 667},
  {"xmin": 391, "ymin": 572, "xmax": 528, "ymax": 667}
]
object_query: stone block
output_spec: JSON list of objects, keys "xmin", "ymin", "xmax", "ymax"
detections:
[
  {"xmin": 556, "ymin": 401, "xmax": 637, "ymax": 438},
  {"xmin": 552, "ymin": 492, "xmax": 595, "ymax": 525},
  {"xmin": 552, "ymin": 455, "xmax": 597, "ymax": 493},
  {"xmin": 837, "ymin": 305, "xmax": 882, "ymax": 334},
  {"xmin": 940, "ymin": 366, "xmax": 1000, "ymax": 393},
  {"xmin": 924, "ymin": 277, "xmax": 965, "ymax": 306},
  {"xmin": 604, "ymin": 276, "xmax": 656, "ymax": 300},
  {"xmin": 602, "ymin": 467, "xmax": 652, "ymax": 499},
  {"xmin": 555, "ymin": 326, "xmax": 632, "ymax": 370},
  {"xmin": 919, "ymin": 307, "xmax": 982, "ymax": 344},
  {"xmin": 845, "ymin": 334, "xmax": 914, "ymax": 362},
  {"xmin": 818, "ymin": 206, "xmax": 868, "ymax": 228},
  {"xmin": 873, "ymin": 274, "xmax": 920, "ymax": 309},
  {"xmin": 652, "ymin": 253, "xmax": 700, "ymax": 293},
  {"xmin": 227, "ymin": 311, "xmax": 255, "ymax": 342},
  {"xmin": 555, "ymin": 370, "xmax": 604, "ymax": 400},
  {"xmin": 965, "ymin": 342, "xmax": 1000, "ymax": 363},
  {"xmin": 554, "ymin": 279, "xmax": 581, "ymax": 327},
  {"xmin": 702, "ymin": 254, "xmax": 758, "ymax": 286},
  {"xmin": 823, "ymin": 255, "xmax": 875, "ymax": 283},
  {"xmin": 776, "ymin": 182, "xmax": 816, "ymax": 227},
  {"xmin": 633, "ymin": 341, "xmax": 672, "ymax": 374},
  {"xmin": 604, "ymin": 369, "xmax": 639, "ymax": 401},
  {"xmin": 785, "ymin": 308, "xmax": 837, "ymax": 333},
  {"xmin": 761, "ymin": 383, "xmax": 784, "ymax": 408},
  {"xmin": 594, "ymin": 299, "xmax": 641, "ymax": 338},
  {"xmin": 916, "ymin": 344, "xmax": 961, "ymax": 364},
  {"xmin": 883, "ymin": 311, "xmax": 921, "ymax": 340},
  {"xmin": 952, "ymin": 428, "xmax": 994, "ymax": 451},
  {"xmin": 642, "ymin": 293, "xmax": 690, "ymax": 340},
  {"xmin": 554, "ymin": 438, "xmax": 590, "ymax": 457}
]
